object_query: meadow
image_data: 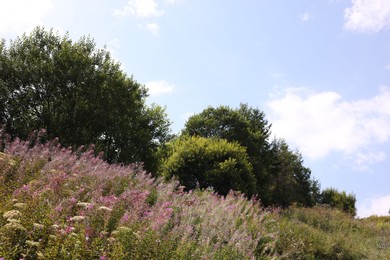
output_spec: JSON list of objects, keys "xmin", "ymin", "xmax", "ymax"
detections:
[{"xmin": 1, "ymin": 132, "xmax": 389, "ymax": 259}]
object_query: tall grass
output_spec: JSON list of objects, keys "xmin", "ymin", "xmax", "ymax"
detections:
[{"xmin": 275, "ymin": 206, "xmax": 390, "ymax": 259}]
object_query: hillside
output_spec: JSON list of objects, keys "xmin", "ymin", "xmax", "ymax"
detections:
[{"xmin": 1, "ymin": 136, "xmax": 389, "ymax": 259}]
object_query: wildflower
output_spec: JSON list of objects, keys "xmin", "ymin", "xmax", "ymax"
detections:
[
  {"xmin": 4, "ymin": 221, "xmax": 26, "ymax": 231},
  {"xmin": 7, "ymin": 218, "xmax": 21, "ymax": 224},
  {"xmin": 52, "ymin": 224, "xmax": 60, "ymax": 229},
  {"xmin": 3, "ymin": 209, "xmax": 22, "ymax": 220},
  {"xmin": 163, "ymin": 201, "xmax": 173, "ymax": 208},
  {"xmin": 77, "ymin": 202, "xmax": 91, "ymax": 208},
  {"xmin": 33, "ymin": 223, "xmax": 45, "ymax": 230},
  {"xmin": 85, "ymin": 227, "xmax": 94, "ymax": 238},
  {"xmin": 65, "ymin": 225, "xmax": 75, "ymax": 234},
  {"xmin": 70, "ymin": 216, "xmax": 85, "ymax": 222},
  {"xmin": 54, "ymin": 205, "xmax": 63, "ymax": 213},
  {"xmin": 14, "ymin": 203, "xmax": 26, "ymax": 209},
  {"xmin": 98, "ymin": 206, "xmax": 112, "ymax": 212}
]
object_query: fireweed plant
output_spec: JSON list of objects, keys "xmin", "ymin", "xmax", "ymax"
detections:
[{"xmin": 0, "ymin": 130, "xmax": 277, "ymax": 259}]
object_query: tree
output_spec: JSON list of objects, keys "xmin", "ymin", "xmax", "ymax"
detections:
[
  {"xmin": 160, "ymin": 136, "xmax": 257, "ymax": 196},
  {"xmin": 182, "ymin": 105, "xmax": 320, "ymax": 207},
  {"xmin": 269, "ymin": 139, "xmax": 320, "ymax": 207},
  {"xmin": 183, "ymin": 104, "xmax": 272, "ymax": 202},
  {"xmin": 0, "ymin": 27, "xmax": 171, "ymax": 172},
  {"xmin": 320, "ymin": 188, "xmax": 357, "ymax": 216}
]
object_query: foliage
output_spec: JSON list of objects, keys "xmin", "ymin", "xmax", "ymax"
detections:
[
  {"xmin": 182, "ymin": 104, "xmax": 320, "ymax": 207},
  {"xmin": 183, "ymin": 105, "xmax": 270, "ymax": 192},
  {"xmin": 320, "ymin": 188, "xmax": 357, "ymax": 216},
  {"xmin": 0, "ymin": 132, "xmax": 276, "ymax": 259},
  {"xmin": 268, "ymin": 139, "xmax": 320, "ymax": 207},
  {"xmin": 0, "ymin": 26, "xmax": 171, "ymax": 172},
  {"xmin": 160, "ymin": 135, "xmax": 257, "ymax": 196}
]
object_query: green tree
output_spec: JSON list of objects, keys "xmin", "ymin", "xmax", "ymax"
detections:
[
  {"xmin": 160, "ymin": 136, "xmax": 257, "ymax": 196},
  {"xmin": 320, "ymin": 188, "xmax": 357, "ymax": 216},
  {"xmin": 183, "ymin": 104, "xmax": 272, "ymax": 202},
  {"xmin": 182, "ymin": 105, "xmax": 320, "ymax": 207},
  {"xmin": 0, "ymin": 27, "xmax": 171, "ymax": 172},
  {"xmin": 269, "ymin": 139, "xmax": 320, "ymax": 207}
]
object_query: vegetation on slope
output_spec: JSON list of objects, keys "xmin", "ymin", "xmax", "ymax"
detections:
[{"xmin": 1, "ymin": 134, "xmax": 389, "ymax": 259}]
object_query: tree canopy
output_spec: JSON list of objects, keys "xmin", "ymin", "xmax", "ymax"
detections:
[
  {"xmin": 183, "ymin": 105, "xmax": 272, "ymax": 198},
  {"xmin": 160, "ymin": 135, "xmax": 257, "ymax": 196},
  {"xmin": 181, "ymin": 104, "xmax": 320, "ymax": 207},
  {"xmin": 269, "ymin": 139, "xmax": 320, "ymax": 207},
  {"xmin": 0, "ymin": 27, "xmax": 171, "ymax": 172}
]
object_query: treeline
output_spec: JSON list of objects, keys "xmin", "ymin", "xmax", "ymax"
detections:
[{"xmin": 0, "ymin": 27, "xmax": 355, "ymax": 214}]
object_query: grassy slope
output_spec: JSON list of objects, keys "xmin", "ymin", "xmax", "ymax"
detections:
[{"xmin": 0, "ymin": 138, "xmax": 389, "ymax": 259}]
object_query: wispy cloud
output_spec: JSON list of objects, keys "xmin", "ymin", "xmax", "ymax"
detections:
[
  {"xmin": 114, "ymin": 0, "xmax": 164, "ymax": 18},
  {"xmin": 145, "ymin": 80, "xmax": 175, "ymax": 96},
  {"xmin": 0, "ymin": 0, "xmax": 53, "ymax": 34},
  {"xmin": 301, "ymin": 12, "xmax": 312, "ymax": 22},
  {"xmin": 146, "ymin": 23, "xmax": 160, "ymax": 36},
  {"xmin": 358, "ymin": 195, "xmax": 390, "ymax": 217},
  {"xmin": 267, "ymin": 86, "xmax": 390, "ymax": 170},
  {"xmin": 344, "ymin": 0, "xmax": 390, "ymax": 33},
  {"xmin": 165, "ymin": 0, "xmax": 184, "ymax": 5}
]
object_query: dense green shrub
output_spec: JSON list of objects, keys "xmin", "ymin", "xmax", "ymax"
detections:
[
  {"xmin": 160, "ymin": 136, "xmax": 257, "ymax": 196},
  {"xmin": 320, "ymin": 188, "xmax": 357, "ymax": 216}
]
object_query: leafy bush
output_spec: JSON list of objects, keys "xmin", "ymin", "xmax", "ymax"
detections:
[
  {"xmin": 320, "ymin": 188, "xmax": 357, "ymax": 216},
  {"xmin": 160, "ymin": 135, "xmax": 257, "ymax": 196}
]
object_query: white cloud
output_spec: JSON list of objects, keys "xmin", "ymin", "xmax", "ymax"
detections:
[
  {"xmin": 145, "ymin": 80, "xmax": 175, "ymax": 96},
  {"xmin": 0, "ymin": 0, "xmax": 53, "ymax": 34},
  {"xmin": 344, "ymin": 0, "xmax": 390, "ymax": 33},
  {"xmin": 301, "ymin": 12, "xmax": 312, "ymax": 22},
  {"xmin": 146, "ymin": 23, "xmax": 160, "ymax": 36},
  {"xmin": 358, "ymin": 195, "xmax": 390, "ymax": 217},
  {"xmin": 352, "ymin": 151, "xmax": 386, "ymax": 171},
  {"xmin": 267, "ymin": 87, "xmax": 390, "ymax": 169},
  {"xmin": 165, "ymin": 0, "xmax": 184, "ymax": 5},
  {"xmin": 114, "ymin": 0, "xmax": 164, "ymax": 18}
]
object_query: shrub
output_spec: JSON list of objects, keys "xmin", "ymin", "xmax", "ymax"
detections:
[
  {"xmin": 160, "ymin": 136, "xmax": 257, "ymax": 197},
  {"xmin": 320, "ymin": 188, "xmax": 357, "ymax": 216}
]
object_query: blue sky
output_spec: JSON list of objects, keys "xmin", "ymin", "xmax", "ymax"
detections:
[{"xmin": 1, "ymin": 0, "xmax": 389, "ymax": 217}]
